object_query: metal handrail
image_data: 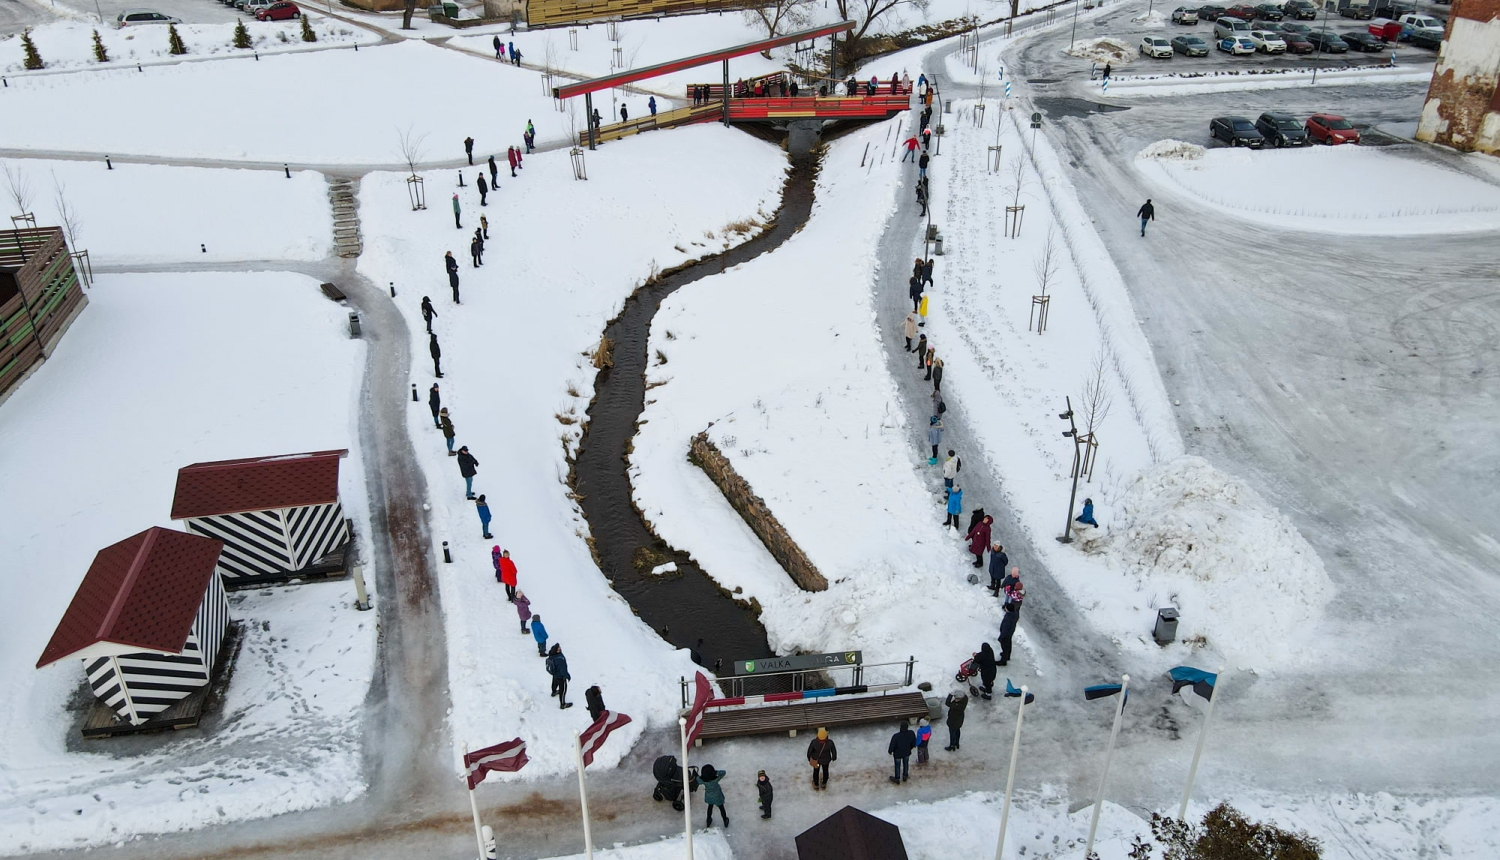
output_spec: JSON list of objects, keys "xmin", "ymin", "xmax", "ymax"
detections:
[{"xmin": 681, "ymin": 656, "xmax": 916, "ymax": 707}]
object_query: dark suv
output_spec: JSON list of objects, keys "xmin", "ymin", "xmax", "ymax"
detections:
[
  {"xmin": 1211, "ymin": 116, "xmax": 1266, "ymax": 147},
  {"xmin": 1283, "ymin": 0, "xmax": 1319, "ymax": 18},
  {"xmin": 1254, "ymin": 112, "xmax": 1309, "ymax": 146},
  {"xmin": 1253, "ymin": 3, "xmax": 1285, "ymax": 18}
]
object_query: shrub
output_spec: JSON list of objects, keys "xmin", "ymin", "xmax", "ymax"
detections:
[
  {"xmin": 167, "ymin": 22, "xmax": 186, "ymax": 55},
  {"xmin": 300, "ymin": 13, "xmax": 316, "ymax": 42},
  {"xmin": 233, "ymin": 20, "xmax": 252, "ymax": 49},
  {"xmin": 21, "ymin": 30, "xmax": 44, "ymax": 69},
  {"xmin": 91, "ymin": 29, "xmax": 110, "ymax": 63},
  {"xmin": 1127, "ymin": 803, "xmax": 1321, "ymax": 860}
]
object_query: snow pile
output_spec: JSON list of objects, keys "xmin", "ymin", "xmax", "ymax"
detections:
[
  {"xmin": 1132, "ymin": 9, "xmax": 1166, "ymax": 25},
  {"xmin": 1084, "ymin": 456, "xmax": 1333, "ymax": 660},
  {"xmin": 1067, "ymin": 37, "xmax": 1134, "ymax": 63},
  {"xmin": 544, "ymin": 831, "xmax": 732, "ymax": 860},
  {"xmin": 0, "ymin": 19, "xmax": 376, "ymax": 73},
  {"xmin": 1137, "ymin": 138, "xmax": 1205, "ymax": 161}
]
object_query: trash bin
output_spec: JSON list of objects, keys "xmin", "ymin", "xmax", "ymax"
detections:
[
  {"xmin": 427, "ymin": 3, "xmax": 443, "ymax": 20},
  {"xmin": 442, "ymin": 1, "xmax": 458, "ymax": 16},
  {"xmin": 1153, "ymin": 607, "xmax": 1179, "ymax": 644},
  {"xmin": 934, "ymin": 235, "xmax": 945, "ymax": 255},
  {"xmin": 926, "ymin": 223, "xmax": 939, "ymax": 241},
  {"xmin": 944, "ymin": 99, "xmax": 952, "ymax": 114},
  {"xmin": 925, "ymin": 696, "xmax": 944, "ymax": 722},
  {"xmin": 348, "ymin": 312, "xmax": 362, "ymax": 338}
]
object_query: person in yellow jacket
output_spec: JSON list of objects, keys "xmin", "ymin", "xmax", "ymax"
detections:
[{"xmin": 918, "ymin": 293, "xmax": 929, "ymax": 327}]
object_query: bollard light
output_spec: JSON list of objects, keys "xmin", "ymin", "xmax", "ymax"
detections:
[
  {"xmin": 443, "ymin": 541, "xmax": 453, "ymax": 563},
  {"xmin": 284, "ymin": 164, "xmax": 291, "ymax": 178},
  {"xmin": 390, "ymin": 281, "xmax": 396, "ymax": 297},
  {"xmin": 411, "ymin": 383, "xmax": 418, "ymax": 401}
]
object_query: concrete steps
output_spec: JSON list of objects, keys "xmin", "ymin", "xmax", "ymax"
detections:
[{"xmin": 327, "ymin": 177, "xmax": 363, "ymax": 259}]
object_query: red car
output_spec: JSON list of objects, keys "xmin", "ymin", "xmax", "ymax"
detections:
[
  {"xmin": 1222, "ymin": 4, "xmax": 1260, "ymax": 19},
  {"xmin": 1306, "ymin": 113, "xmax": 1361, "ymax": 144},
  {"xmin": 255, "ymin": 1, "xmax": 300, "ymax": 19}
]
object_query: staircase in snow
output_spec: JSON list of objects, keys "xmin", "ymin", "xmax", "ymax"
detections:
[{"xmin": 328, "ymin": 178, "xmax": 362, "ymax": 259}]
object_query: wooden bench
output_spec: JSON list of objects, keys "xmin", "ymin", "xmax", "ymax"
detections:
[{"xmin": 697, "ymin": 691, "xmax": 930, "ymax": 740}]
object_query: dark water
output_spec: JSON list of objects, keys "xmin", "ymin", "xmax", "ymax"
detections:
[{"xmin": 573, "ymin": 146, "xmax": 820, "ymax": 676}]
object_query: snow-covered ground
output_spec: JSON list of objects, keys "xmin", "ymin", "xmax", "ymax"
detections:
[
  {"xmin": 0, "ymin": 157, "xmax": 332, "ymax": 262},
  {"xmin": 356, "ymin": 124, "xmax": 786, "ymax": 778},
  {"xmin": 0, "ymin": 16, "xmax": 377, "ymax": 74},
  {"xmin": 549, "ymin": 831, "xmax": 732, "ymax": 860},
  {"xmin": 1137, "ymin": 142, "xmax": 1500, "ymax": 234},
  {"xmin": 0, "ymin": 272, "xmax": 374, "ymax": 855},
  {"xmin": 0, "ymin": 40, "xmax": 561, "ymax": 162}
]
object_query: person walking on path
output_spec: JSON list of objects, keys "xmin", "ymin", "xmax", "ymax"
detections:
[
  {"xmin": 507, "ymin": 147, "xmax": 518, "ymax": 177},
  {"xmin": 452, "ymin": 192, "xmax": 462, "ymax": 229},
  {"xmin": 1137, "ymin": 199, "xmax": 1154, "ymax": 237},
  {"xmin": 514, "ymin": 144, "xmax": 523, "ymax": 170},
  {"xmin": 966, "ymin": 515, "xmax": 992, "ymax": 569},
  {"xmin": 943, "ymin": 690, "xmax": 967, "ymax": 750},
  {"xmin": 942, "ymin": 450, "xmax": 962, "ymax": 493},
  {"xmin": 756, "ymin": 771, "xmax": 773, "ymax": 820},
  {"xmin": 457, "ymin": 445, "xmax": 479, "ymax": 498},
  {"xmin": 421, "ymin": 296, "xmax": 438, "ymax": 333},
  {"xmin": 648, "ymin": 96, "xmax": 657, "ymax": 116},
  {"xmin": 699, "ymin": 765, "xmax": 728, "ymax": 828},
  {"xmin": 924, "ymin": 349, "xmax": 936, "ymax": 381},
  {"xmin": 464, "ymin": 136, "xmax": 474, "ymax": 165},
  {"xmin": 1102, "ymin": 62, "xmax": 1112, "ymax": 80},
  {"xmin": 545, "ymin": 644, "xmax": 573, "ymax": 709},
  {"xmin": 916, "ymin": 718, "xmax": 932, "ymax": 764},
  {"xmin": 930, "ymin": 388, "xmax": 945, "ymax": 421},
  {"xmin": 488, "ymin": 155, "xmax": 499, "ymax": 188},
  {"xmin": 918, "ymin": 292, "xmax": 929, "ymax": 327},
  {"xmin": 428, "ymin": 383, "xmax": 442, "ymax": 427},
  {"xmin": 476, "ymin": 172, "xmax": 488, "ymax": 206},
  {"xmin": 497, "ymin": 549, "xmax": 518, "ymax": 601},
  {"xmin": 903, "ymin": 312, "xmax": 919, "ymax": 351},
  {"xmin": 492, "ymin": 34, "xmax": 502, "ymax": 59},
  {"xmin": 999, "ymin": 567, "xmax": 1025, "ymax": 665},
  {"xmin": 510, "ymin": 45, "xmax": 521, "ymax": 66},
  {"xmin": 919, "ymin": 151, "xmax": 930, "ymax": 180},
  {"xmin": 620, "ymin": 103, "xmax": 629, "ymax": 123},
  {"xmin": 514, "ymin": 591, "xmax": 531, "ymax": 633},
  {"xmin": 975, "ymin": 642, "xmax": 998, "ymax": 699},
  {"xmin": 445, "ymin": 251, "xmax": 461, "ymax": 302},
  {"xmin": 480, "ymin": 214, "xmax": 489, "ymax": 240},
  {"xmin": 470, "ymin": 235, "xmax": 483, "ymax": 268},
  {"xmin": 1076, "ymin": 497, "xmax": 1099, "ymax": 527},
  {"xmin": 585, "ymin": 685, "xmax": 606, "ymax": 722},
  {"xmin": 902, "ymin": 135, "xmax": 920, "ymax": 161},
  {"xmin": 475, "ymin": 495, "xmax": 493, "ymax": 539},
  {"xmin": 916, "ymin": 182, "xmax": 928, "ymax": 217},
  {"xmin": 888, "ymin": 720, "xmax": 917, "ymax": 784},
  {"xmin": 807, "ymin": 728, "xmax": 836, "ymax": 790},
  {"xmin": 531, "ymin": 614, "xmax": 548, "ymax": 656},
  {"xmin": 988, "ymin": 543, "xmax": 1009, "ymax": 595},
  {"xmin": 914, "ymin": 333, "xmax": 928, "ymax": 368},
  {"xmin": 921, "ymin": 258, "xmax": 935, "ymax": 289},
  {"xmin": 927, "ymin": 416, "xmax": 943, "ymax": 464},
  {"xmin": 440, "ymin": 408, "xmax": 456, "ymax": 453},
  {"xmin": 429, "ymin": 333, "xmax": 443, "ymax": 378},
  {"xmin": 492, "ymin": 544, "xmax": 504, "ymax": 582},
  {"xmin": 932, "ymin": 357, "xmax": 945, "ymax": 393},
  {"xmin": 921, "ymin": 125, "xmax": 933, "ymax": 151},
  {"xmin": 908, "ymin": 276, "xmax": 924, "ymax": 313},
  {"xmin": 945, "ymin": 485, "xmax": 963, "ymax": 530}
]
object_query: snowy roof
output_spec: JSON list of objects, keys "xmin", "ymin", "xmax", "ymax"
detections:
[
  {"xmin": 36, "ymin": 527, "xmax": 224, "ymax": 668},
  {"xmin": 795, "ymin": 806, "xmax": 909, "ymax": 860},
  {"xmin": 169, "ymin": 449, "xmax": 349, "ymax": 519}
]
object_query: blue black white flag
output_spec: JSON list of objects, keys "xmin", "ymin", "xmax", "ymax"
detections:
[
  {"xmin": 1005, "ymin": 679, "xmax": 1035, "ymax": 705},
  {"xmin": 1084, "ymin": 683, "xmax": 1128, "ymax": 709},
  {"xmin": 1167, "ymin": 666, "xmax": 1217, "ymax": 707}
]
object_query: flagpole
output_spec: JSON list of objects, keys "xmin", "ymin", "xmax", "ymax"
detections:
[
  {"xmin": 463, "ymin": 742, "xmax": 486, "ymax": 860},
  {"xmin": 574, "ymin": 731, "xmax": 595, "ymax": 860},
  {"xmin": 679, "ymin": 716, "xmax": 694, "ymax": 860},
  {"xmin": 993, "ymin": 685, "xmax": 1028, "ymax": 860},
  {"xmin": 1084, "ymin": 673, "xmax": 1128, "ymax": 859},
  {"xmin": 1178, "ymin": 667, "xmax": 1226, "ymax": 822}
]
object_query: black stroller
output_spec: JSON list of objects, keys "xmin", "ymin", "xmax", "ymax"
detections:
[{"xmin": 651, "ymin": 754, "xmax": 699, "ymax": 812}]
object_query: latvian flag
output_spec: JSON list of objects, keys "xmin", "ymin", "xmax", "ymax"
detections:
[
  {"xmin": 579, "ymin": 710, "xmax": 633, "ymax": 767},
  {"xmin": 684, "ymin": 671, "xmax": 714, "ymax": 747},
  {"xmin": 464, "ymin": 738, "xmax": 528, "ymax": 789},
  {"xmin": 1166, "ymin": 666, "xmax": 1216, "ymax": 708},
  {"xmin": 1084, "ymin": 682, "xmax": 1128, "ymax": 710}
]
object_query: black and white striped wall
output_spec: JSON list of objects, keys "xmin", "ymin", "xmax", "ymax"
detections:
[{"xmin": 184, "ymin": 502, "xmax": 349, "ymax": 582}]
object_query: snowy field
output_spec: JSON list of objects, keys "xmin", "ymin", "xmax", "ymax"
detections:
[
  {"xmin": 1136, "ymin": 142, "xmax": 1500, "ymax": 234},
  {"xmin": 0, "ymin": 17, "xmax": 378, "ymax": 74},
  {"xmin": 0, "ymin": 40, "xmax": 562, "ymax": 162},
  {"xmin": 0, "ymin": 273, "xmax": 374, "ymax": 855},
  {"xmin": 0, "ymin": 157, "xmax": 332, "ymax": 263},
  {"xmin": 356, "ymin": 124, "xmax": 786, "ymax": 777}
]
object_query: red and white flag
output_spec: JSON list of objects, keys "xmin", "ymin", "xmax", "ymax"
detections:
[
  {"xmin": 684, "ymin": 671, "xmax": 713, "ymax": 747},
  {"xmin": 579, "ymin": 710, "xmax": 633, "ymax": 767},
  {"xmin": 464, "ymin": 738, "xmax": 528, "ymax": 789}
]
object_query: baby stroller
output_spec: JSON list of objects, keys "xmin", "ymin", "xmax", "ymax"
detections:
[{"xmin": 651, "ymin": 754, "xmax": 699, "ymax": 812}]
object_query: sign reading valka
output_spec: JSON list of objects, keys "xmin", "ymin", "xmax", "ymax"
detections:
[{"xmin": 731, "ymin": 651, "xmax": 862, "ymax": 676}]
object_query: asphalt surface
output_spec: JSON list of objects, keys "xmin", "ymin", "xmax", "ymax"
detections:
[{"xmin": 0, "ymin": 0, "xmax": 49, "ymax": 35}]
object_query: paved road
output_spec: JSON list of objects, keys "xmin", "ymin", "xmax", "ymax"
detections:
[{"xmin": 0, "ymin": 0, "xmax": 50, "ymax": 35}]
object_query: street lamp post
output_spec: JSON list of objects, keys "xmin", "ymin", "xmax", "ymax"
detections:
[
  {"xmin": 1069, "ymin": 0, "xmax": 1081, "ymax": 52},
  {"xmin": 1056, "ymin": 396, "xmax": 1083, "ymax": 544}
]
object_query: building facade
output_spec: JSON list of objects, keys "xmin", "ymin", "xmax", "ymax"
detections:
[{"xmin": 1416, "ymin": 0, "xmax": 1500, "ymax": 154}]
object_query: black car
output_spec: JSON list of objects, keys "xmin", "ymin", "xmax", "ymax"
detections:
[
  {"xmin": 1253, "ymin": 3, "xmax": 1284, "ymax": 18},
  {"xmin": 1254, "ymin": 112, "xmax": 1309, "ymax": 146},
  {"xmin": 1283, "ymin": 0, "xmax": 1319, "ymax": 17},
  {"xmin": 1342, "ymin": 30, "xmax": 1386, "ymax": 50},
  {"xmin": 1307, "ymin": 31, "xmax": 1350, "ymax": 51},
  {"xmin": 1173, "ymin": 34, "xmax": 1211, "ymax": 55},
  {"xmin": 1408, "ymin": 29, "xmax": 1443, "ymax": 48},
  {"xmin": 1197, "ymin": 4, "xmax": 1228, "ymax": 19},
  {"xmin": 1280, "ymin": 21, "xmax": 1314, "ymax": 32},
  {"xmin": 1210, "ymin": 116, "xmax": 1266, "ymax": 147}
]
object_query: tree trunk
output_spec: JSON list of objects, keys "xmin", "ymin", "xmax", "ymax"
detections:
[{"xmin": 402, "ymin": 0, "xmax": 417, "ymax": 29}]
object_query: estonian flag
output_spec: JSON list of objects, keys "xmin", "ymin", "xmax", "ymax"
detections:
[
  {"xmin": 1167, "ymin": 666, "xmax": 1216, "ymax": 706},
  {"xmin": 1084, "ymin": 683, "xmax": 1128, "ymax": 709},
  {"xmin": 1004, "ymin": 679, "xmax": 1035, "ymax": 705}
]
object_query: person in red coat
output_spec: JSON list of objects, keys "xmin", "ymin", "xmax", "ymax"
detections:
[
  {"xmin": 496, "ymin": 548, "xmax": 519, "ymax": 601},
  {"xmin": 966, "ymin": 515, "xmax": 992, "ymax": 569}
]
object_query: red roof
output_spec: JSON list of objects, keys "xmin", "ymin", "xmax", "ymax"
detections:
[
  {"xmin": 36, "ymin": 528, "xmax": 224, "ymax": 668},
  {"xmin": 169, "ymin": 449, "xmax": 349, "ymax": 519}
]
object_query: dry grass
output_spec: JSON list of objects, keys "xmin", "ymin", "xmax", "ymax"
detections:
[
  {"xmin": 723, "ymin": 217, "xmax": 761, "ymax": 236},
  {"xmin": 645, "ymin": 379, "xmax": 669, "ymax": 390},
  {"xmin": 566, "ymin": 382, "xmax": 580, "ymax": 397},
  {"xmin": 591, "ymin": 336, "xmax": 614, "ymax": 370},
  {"xmin": 654, "ymin": 349, "xmax": 668, "ymax": 365},
  {"xmin": 556, "ymin": 412, "xmax": 577, "ymax": 425}
]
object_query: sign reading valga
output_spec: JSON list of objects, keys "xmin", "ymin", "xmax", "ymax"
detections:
[{"xmin": 731, "ymin": 651, "xmax": 863, "ymax": 676}]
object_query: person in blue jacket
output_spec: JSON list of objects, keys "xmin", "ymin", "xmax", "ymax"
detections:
[
  {"xmin": 927, "ymin": 416, "xmax": 943, "ymax": 464},
  {"xmin": 945, "ymin": 485, "xmax": 963, "ymax": 530},
  {"xmin": 1076, "ymin": 497, "xmax": 1099, "ymax": 528},
  {"xmin": 531, "ymin": 614, "xmax": 548, "ymax": 656}
]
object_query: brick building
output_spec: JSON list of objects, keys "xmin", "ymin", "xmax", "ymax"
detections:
[{"xmin": 1416, "ymin": 0, "xmax": 1500, "ymax": 154}]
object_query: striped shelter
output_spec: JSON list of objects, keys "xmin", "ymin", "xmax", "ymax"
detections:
[
  {"xmin": 36, "ymin": 527, "xmax": 230, "ymax": 726},
  {"xmin": 170, "ymin": 449, "xmax": 351, "ymax": 585}
]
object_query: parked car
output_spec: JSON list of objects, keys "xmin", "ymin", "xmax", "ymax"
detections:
[
  {"xmin": 1307, "ymin": 30, "xmax": 1350, "ymax": 50},
  {"xmin": 116, "ymin": 8, "xmax": 180, "ymax": 25},
  {"xmin": 1283, "ymin": 0, "xmax": 1319, "ymax": 18},
  {"xmin": 1371, "ymin": 0, "xmax": 1414, "ymax": 19},
  {"xmin": 1140, "ymin": 36, "xmax": 1175, "ymax": 57},
  {"xmin": 1407, "ymin": 28, "xmax": 1443, "ymax": 48},
  {"xmin": 1397, "ymin": 12, "xmax": 1444, "ymax": 37},
  {"xmin": 243, "ymin": 0, "xmax": 274, "ymax": 14},
  {"xmin": 1197, "ymin": 4, "xmax": 1228, "ymax": 18},
  {"xmin": 1255, "ymin": 112, "xmax": 1309, "ymax": 146},
  {"xmin": 255, "ymin": 0, "xmax": 300, "ymax": 18},
  {"xmin": 1279, "ymin": 20, "xmax": 1314, "ymax": 32},
  {"xmin": 1172, "ymin": 6, "xmax": 1201, "ymax": 22},
  {"xmin": 1280, "ymin": 30, "xmax": 1316, "ymax": 51},
  {"xmin": 1173, "ymin": 34, "xmax": 1211, "ymax": 54},
  {"xmin": 1306, "ymin": 113, "xmax": 1361, "ymax": 144},
  {"xmin": 1253, "ymin": 3, "xmax": 1285, "ymax": 18},
  {"xmin": 1214, "ymin": 15, "xmax": 1253, "ymax": 37},
  {"xmin": 1342, "ymin": 29, "xmax": 1387, "ymax": 49},
  {"xmin": 1337, "ymin": 0, "xmax": 1373, "ymax": 18},
  {"xmin": 1368, "ymin": 18, "xmax": 1404, "ymax": 40},
  {"xmin": 1250, "ymin": 29, "xmax": 1288, "ymax": 50},
  {"xmin": 1211, "ymin": 116, "xmax": 1266, "ymax": 147},
  {"xmin": 1223, "ymin": 4, "xmax": 1260, "ymax": 19},
  {"xmin": 1218, "ymin": 35, "xmax": 1258, "ymax": 52}
]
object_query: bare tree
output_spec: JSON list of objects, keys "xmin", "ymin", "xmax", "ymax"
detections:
[
  {"xmin": 543, "ymin": 34, "xmax": 558, "ymax": 76},
  {"xmin": 566, "ymin": 101, "xmax": 581, "ymax": 146},
  {"xmin": 1006, "ymin": 154, "xmax": 1028, "ymax": 209},
  {"xmin": 1033, "ymin": 226, "xmax": 1059, "ymax": 296},
  {"xmin": 743, "ymin": 0, "xmax": 814, "ymax": 45},
  {"xmin": 402, "ymin": 0, "xmax": 417, "ymax": 29},
  {"xmin": 396, "ymin": 125, "xmax": 428, "ymax": 177},
  {"xmin": 832, "ymin": 0, "xmax": 930, "ymax": 72},
  {"xmin": 51, "ymin": 174, "xmax": 83, "ymax": 251},
  {"xmin": 4, "ymin": 164, "xmax": 36, "ymax": 217},
  {"xmin": 1078, "ymin": 349, "xmax": 1114, "ymax": 436}
]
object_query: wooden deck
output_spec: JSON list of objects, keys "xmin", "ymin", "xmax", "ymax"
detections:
[
  {"xmin": 222, "ymin": 522, "xmax": 354, "ymax": 590},
  {"xmin": 698, "ymin": 691, "xmax": 929, "ymax": 740}
]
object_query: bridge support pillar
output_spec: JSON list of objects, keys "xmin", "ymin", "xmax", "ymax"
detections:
[
  {"xmin": 722, "ymin": 59, "xmax": 730, "ymax": 125},
  {"xmin": 586, "ymin": 92, "xmax": 597, "ymax": 150}
]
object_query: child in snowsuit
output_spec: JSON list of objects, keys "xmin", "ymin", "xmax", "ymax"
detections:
[
  {"xmin": 700, "ymin": 764, "xmax": 728, "ymax": 827},
  {"xmin": 927, "ymin": 417, "xmax": 943, "ymax": 464},
  {"xmin": 945, "ymin": 486, "xmax": 963, "ymax": 530},
  {"xmin": 513, "ymin": 591, "xmax": 531, "ymax": 633},
  {"xmin": 916, "ymin": 718, "xmax": 932, "ymax": 764},
  {"xmin": 756, "ymin": 771, "xmax": 773, "ymax": 819}
]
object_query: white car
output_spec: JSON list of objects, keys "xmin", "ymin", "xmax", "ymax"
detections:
[
  {"xmin": 116, "ymin": 8, "xmax": 181, "ymax": 26},
  {"xmin": 1217, "ymin": 35, "xmax": 1257, "ymax": 53},
  {"xmin": 1140, "ymin": 36, "xmax": 1175, "ymax": 58},
  {"xmin": 1250, "ymin": 29, "xmax": 1288, "ymax": 51},
  {"xmin": 243, "ymin": 0, "xmax": 275, "ymax": 13}
]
